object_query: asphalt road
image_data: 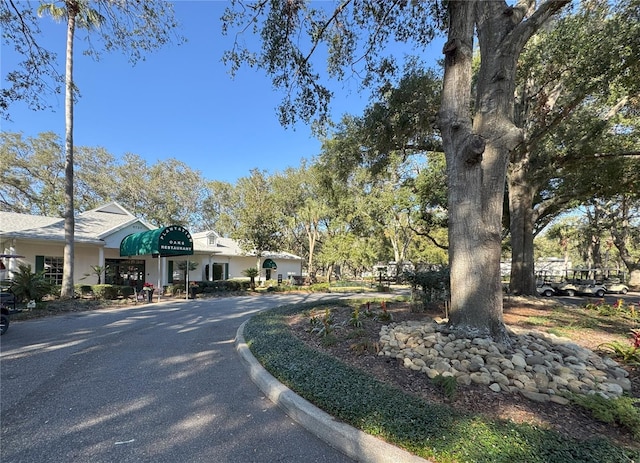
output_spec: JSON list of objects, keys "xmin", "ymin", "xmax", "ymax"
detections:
[
  {"xmin": 535, "ymin": 290, "xmax": 640, "ymax": 307},
  {"xmin": 0, "ymin": 294, "xmax": 356, "ymax": 463}
]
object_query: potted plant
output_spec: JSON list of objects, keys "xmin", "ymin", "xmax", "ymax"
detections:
[
  {"xmin": 189, "ymin": 281, "xmax": 199, "ymax": 299},
  {"xmin": 142, "ymin": 282, "xmax": 154, "ymax": 302}
]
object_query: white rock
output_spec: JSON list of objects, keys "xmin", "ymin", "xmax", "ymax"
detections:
[{"xmin": 511, "ymin": 354, "xmax": 527, "ymax": 368}]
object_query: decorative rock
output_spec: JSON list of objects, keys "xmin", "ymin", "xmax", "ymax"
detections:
[
  {"xmin": 525, "ymin": 354, "xmax": 546, "ymax": 366},
  {"xmin": 378, "ymin": 319, "xmax": 631, "ymax": 402},
  {"xmin": 612, "ymin": 377, "xmax": 632, "ymax": 391},
  {"xmin": 425, "ymin": 368, "xmax": 439, "ymax": 379},
  {"xmin": 489, "ymin": 383, "xmax": 502, "ymax": 392},
  {"xmin": 433, "ymin": 360, "xmax": 451, "ymax": 374},
  {"xmin": 470, "ymin": 372, "xmax": 492, "ymax": 385},
  {"xmin": 491, "ymin": 372, "xmax": 510, "ymax": 386},
  {"xmin": 533, "ymin": 372, "xmax": 549, "ymax": 390},
  {"xmin": 456, "ymin": 374, "xmax": 472, "ymax": 386},
  {"xmin": 549, "ymin": 395, "xmax": 570, "ymax": 406},
  {"xmin": 602, "ymin": 382, "xmax": 624, "ymax": 395},
  {"xmin": 520, "ymin": 390, "xmax": 550, "ymax": 403},
  {"xmin": 511, "ymin": 354, "xmax": 527, "ymax": 368},
  {"xmin": 414, "ymin": 346, "xmax": 429, "ymax": 357}
]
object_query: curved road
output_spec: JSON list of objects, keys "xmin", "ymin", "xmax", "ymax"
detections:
[{"xmin": 1, "ymin": 294, "xmax": 356, "ymax": 463}]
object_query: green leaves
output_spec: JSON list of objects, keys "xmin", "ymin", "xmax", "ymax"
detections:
[{"xmin": 221, "ymin": 1, "xmax": 443, "ymax": 127}]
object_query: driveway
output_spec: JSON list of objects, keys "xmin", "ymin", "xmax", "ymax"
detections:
[
  {"xmin": 1, "ymin": 294, "xmax": 355, "ymax": 463},
  {"xmin": 539, "ymin": 291, "xmax": 640, "ymax": 307}
]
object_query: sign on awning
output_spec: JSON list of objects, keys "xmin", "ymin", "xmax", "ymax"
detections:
[{"xmin": 120, "ymin": 225, "xmax": 193, "ymax": 257}]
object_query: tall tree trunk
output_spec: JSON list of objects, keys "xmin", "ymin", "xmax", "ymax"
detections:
[
  {"xmin": 440, "ymin": 0, "xmax": 508, "ymax": 341},
  {"xmin": 60, "ymin": 5, "xmax": 77, "ymax": 299},
  {"xmin": 608, "ymin": 197, "xmax": 640, "ymax": 289},
  {"xmin": 305, "ymin": 222, "xmax": 318, "ymax": 283},
  {"xmin": 439, "ymin": 1, "xmax": 557, "ymax": 342},
  {"xmin": 507, "ymin": 158, "xmax": 537, "ymax": 296}
]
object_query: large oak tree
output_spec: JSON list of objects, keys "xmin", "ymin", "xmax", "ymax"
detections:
[
  {"xmin": 507, "ymin": 0, "xmax": 640, "ymax": 295},
  {"xmin": 223, "ymin": 0, "xmax": 570, "ymax": 342}
]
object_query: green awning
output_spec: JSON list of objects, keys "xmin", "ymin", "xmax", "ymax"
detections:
[
  {"xmin": 120, "ymin": 225, "xmax": 193, "ymax": 257},
  {"xmin": 262, "ymin": 258, "xmax": 277, "ymax": 269}
]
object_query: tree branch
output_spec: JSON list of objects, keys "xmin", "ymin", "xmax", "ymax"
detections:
[{"xmin": 508, "ymin": 0, "xmax": 571, "ymax": 52}]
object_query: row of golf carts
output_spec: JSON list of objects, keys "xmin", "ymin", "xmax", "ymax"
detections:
[{"xmin": 536, "ymin": 268, "xmax": 630, "ymax": 298}]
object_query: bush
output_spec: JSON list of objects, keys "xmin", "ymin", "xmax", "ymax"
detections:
[
  {"xmin": 49, "ymin": 285, "xmax": 62, "ymax": 298},
  {"xmin": 404, "ymin": 267, "xmax": 450, "ymax": 303},
  {"xmin": 309, "ymin": 282, "xmax": 330, "ymax": 292},
  {"xmin": 91, "ymin": 284, "xmax": 120, "ymax": 300},
  {"xmin": 118, "ymin": 286, "xmax": 134, "ymax": 298},
  {"xmin": 201, "ymin": 280, "xmax": 240, "ymax": 292},
  {"xmin": 10, "ymin": 264, "xmax": 52, "ymax": 302},
  {"xmin": 572, "ymin": 394, "xmax": 640, "ymax": 438},
  {"xmin": 169, "ymin": 284, "xmax": 185, "ymax": 296},
  {"xmin": 75, "ymin": 285, "xmax": 94, "ymax": 297}
]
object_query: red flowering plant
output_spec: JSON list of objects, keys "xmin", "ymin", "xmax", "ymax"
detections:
[
  {"xmin": 142, "ymin": 282, "xmax": 154, "ymax": 291},
  {"xmin": 599, "ymin": 329, "xmax": 640, "ymax": 366}
]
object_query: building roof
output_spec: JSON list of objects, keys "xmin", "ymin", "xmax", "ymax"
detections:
[
  {"xmin": 1, "ymin": 203, "xmax": 303, "ymax": 261},
  {"xmin": 0, "ymin": 202, "xmax": 144, "ymax": 244},
  {"xmin": 191, "ymin": 231, "xmax": 302, "ymax": 260}
]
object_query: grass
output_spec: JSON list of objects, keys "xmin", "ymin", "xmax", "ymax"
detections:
[
  {"xmin": 514, "ymin": 302, "xmax": 637, "ymax": 343},
  {"xmin": 243, "ymin": 300, "xmax": 640, "ymax": 463}
]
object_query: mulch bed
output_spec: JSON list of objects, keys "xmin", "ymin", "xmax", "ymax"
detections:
[{"xmin": 287, "ymin": 298, "xmax": 640, "ymax": 450}]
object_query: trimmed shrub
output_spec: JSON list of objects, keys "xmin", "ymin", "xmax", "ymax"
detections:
[
  {"xmin": 75, "ymin": 285, "xmax": 94, "ymax": 297},
  {"xmin": 169, "ymin": 284, "xmax": 185, "ymax": 296},
  {"xmin": 91, "ymin": 284, "xmax": 120, "ymax": 300},
  {"xmin": 118, "ymin": 286, "xmax": 134, "ymax": 298},
  {"xmin": 309, "ymin": 282, "xmax": 330, "ymax": 292}
]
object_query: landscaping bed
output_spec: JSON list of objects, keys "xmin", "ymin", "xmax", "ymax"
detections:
[{"xmin": 272, "ymin": 296, "xmax": 640, "ymax": 461}]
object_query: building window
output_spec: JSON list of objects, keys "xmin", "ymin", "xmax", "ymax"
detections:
[
  {"xmin": 44, "ymin": 257, "xmax": 64, "ymax": 285},
  {"xmin": 207, "ymin": 235, "xmax": 217, "ymax": 246},
  {"xmin": 104, "ymin": 259, "xmax": 145, "ymax": 288}
]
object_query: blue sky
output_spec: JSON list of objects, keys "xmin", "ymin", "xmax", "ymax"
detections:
[{"xmin": 2, "ymin": 1, "xmax": 442, "ymax": 184}]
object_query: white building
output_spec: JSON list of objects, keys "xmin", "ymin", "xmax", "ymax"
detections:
[{"xmin": 0, "ymin": 203, "xmax": 303, "ymax": 290}]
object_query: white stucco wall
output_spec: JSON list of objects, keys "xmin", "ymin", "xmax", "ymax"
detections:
[
  {"xmin": 2, "ymin": 236, "xmax": 302, "ymax": 288},
  {"xmin": 102, "ymin": 223, "xmax": 153, "ymax": 249},
  {"xmin": 177, "ymin": 255, "xmax": 303, "ymax": 283}
]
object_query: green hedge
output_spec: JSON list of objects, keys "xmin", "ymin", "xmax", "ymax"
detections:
[
  {"xmin": 91, "ymin": 284, "xmax": 120, "ymax": 300},
  {"xmin": 197, "ymin": 280, "xmax": 251, "ymax": 292},
  {"xmin": 73, "ymin": 284, "xmax": 134, "ymax": 300},
  {"xmin": 244, "ymin": 302, "xmax": 640, "ymax": 463},
  {"xmin": 118, "ymin": 286, "xmax": 134, "ymax": 298}
]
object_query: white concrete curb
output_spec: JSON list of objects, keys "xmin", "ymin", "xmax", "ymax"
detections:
[{"xmin": 235, "ymin": 320, "xmax": 432, "ymax": 463}]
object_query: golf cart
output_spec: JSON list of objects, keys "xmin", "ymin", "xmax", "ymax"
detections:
[
  {"xmin": 602, "ymin": 269, "xmax": 629, "ymax": 294},
  {"xmin": 535, "ymin": 271, "xmax": 556, "ymax": 297},
  {"xmin": 573, "ymin": 268, "xmax": 606, "ymax": 297},
  {"xmin": 536, "ymin": 283, "xmax": 556, "ymax": 297},
  {"xmin": 548, "ymin": 270, "xmax": 579, "ymax": 296}
]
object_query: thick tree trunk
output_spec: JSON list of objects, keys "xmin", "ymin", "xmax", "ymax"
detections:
[
  {"xmin": 507, "ymin": 159, "xmax": 537, "ymax": 296},
  {"xmin": 60, "ymin": 9, "xmax": 76, "ymax": 299},
  {"xmin": 439, "ymin": 1, "xmax": 507, "ymax": 342},
  {"xmin": 439, "ymin": 1, "xmax": 547, "ymax": 343},
  {"xmin": 438, "ymin": 1, "xmax": 569, "ymax": 341},
  {"xmin": 609, "ymin": 198, "xmax": 640, "ymax": 290}
]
